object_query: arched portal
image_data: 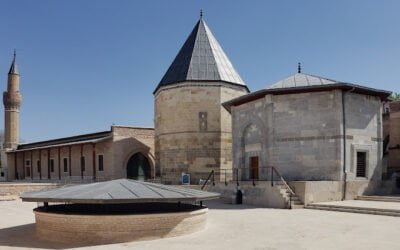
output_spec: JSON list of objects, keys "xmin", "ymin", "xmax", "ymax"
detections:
[{"xmin": 126, "ymin": 153, "xmax": 151, "ymax": 181}]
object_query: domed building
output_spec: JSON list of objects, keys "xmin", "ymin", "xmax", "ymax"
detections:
[{"xmin": 154, "ymin": 16, "xmax": 249, "ymax": 184}]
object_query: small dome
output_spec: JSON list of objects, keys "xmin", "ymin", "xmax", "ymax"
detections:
[{"xmin": 266, "ymin": 73, "xmax": 338, "ymax": 89}]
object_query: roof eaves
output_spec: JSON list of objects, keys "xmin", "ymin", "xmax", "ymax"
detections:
[
  {"xmin": 223, "ymin": 83, "xmax": 391, "ymax": 112},
  {"xmin": 10, "ymin": 135, "xmax": 112, "ymax": 152},
  {"xmin": 16, "ymin": 130, "xmax": 112, "ymax": 150},
  {"xmin": 154, "ymin": 80, "xmax": 250, "ymax": 95}
]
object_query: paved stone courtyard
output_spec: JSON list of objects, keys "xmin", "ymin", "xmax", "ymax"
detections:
[{"xmin": 0, "ymin": 199, "xmax": 400, "ymax": 250}]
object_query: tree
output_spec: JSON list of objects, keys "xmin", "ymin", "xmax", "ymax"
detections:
[{"xmin": 389, "ymin": 92, "xmax": 400, "ymax": 101}]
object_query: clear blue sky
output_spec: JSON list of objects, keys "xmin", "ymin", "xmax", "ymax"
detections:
[{"xmin": 0, "ymin": 0, "xmax": 399, "ymax": 142}]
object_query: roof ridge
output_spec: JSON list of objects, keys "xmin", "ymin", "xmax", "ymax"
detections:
[
  {"xmin": 183, "ymin": 20, "xmax": 200, "ymax": 81},
  {"xmin": 200, "ymin": 19, "xmax": 222, "ymax": 81}
]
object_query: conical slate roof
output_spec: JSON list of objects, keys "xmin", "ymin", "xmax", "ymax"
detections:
[
  {"xmin": 266, "ymin": 73, "xmax": 338, "ymax": 89},
  {"xmin": 21, "ymin": 179, "xmax": 220, "ymax": 204},
  {"xmin": 8, "ymin": 50, "xmax": 19, "ymax": 75},
  {"xmin": 154, "ymin": 18, "xmax": 246, "ymax": 93}
]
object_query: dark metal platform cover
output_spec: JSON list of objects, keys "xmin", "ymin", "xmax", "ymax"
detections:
[{"xmin": 20, "ymin": 179, "xmax": 220, "ymax": 204}]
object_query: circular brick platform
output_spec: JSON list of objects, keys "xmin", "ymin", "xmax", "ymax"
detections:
[{"xmin": 34, "ymin": 206, "xmax": 208, "ymax": 244}]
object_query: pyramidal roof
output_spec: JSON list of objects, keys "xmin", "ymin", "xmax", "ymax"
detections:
[
  {"xmin": 155, "ymin": 17, "xmax": 246, "ymax": 93},
  {"xmin": 266, "ymin": 73, "xmax": 338, "ymax": 89}
]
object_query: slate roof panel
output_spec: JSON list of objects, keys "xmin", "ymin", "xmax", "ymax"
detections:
[
  {"xmin": 155, "ymin": 18, "xmax": 246, "ymax": 93},
  {"xmin": 21, "ymin": 179, "xmax": 219, "ymax": 204},
  {"xmin": 267, "ymin": 73, "xmax": 337, "ymax": 89}
]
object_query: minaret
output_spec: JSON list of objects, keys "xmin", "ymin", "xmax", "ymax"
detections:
[{"xmin": 3, "ymin": 50, "xmax": 22, "ymax": 149}]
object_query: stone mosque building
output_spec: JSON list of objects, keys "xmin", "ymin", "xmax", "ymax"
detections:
[
  {"xmin": 0, "ymin": 52, "xmax": 155, "ymax": 182},
  {"xmin": 0, "ymin": 15, "xmax": 396, "ymax": 204}
]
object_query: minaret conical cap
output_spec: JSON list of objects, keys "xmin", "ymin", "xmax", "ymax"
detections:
[{"xmin": 8, "ymin": 49, "xmax": 19, "ymax": 75}]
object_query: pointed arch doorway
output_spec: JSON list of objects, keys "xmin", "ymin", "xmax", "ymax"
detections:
[{"xmin": 126, "ymin": 153, "xmax": 151, "ymax": 181}]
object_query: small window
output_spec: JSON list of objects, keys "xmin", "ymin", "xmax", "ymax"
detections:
[
  {"xmin": 199, "ymin": 112, "xmax": 208, "ymax": 131},
  {"xmin": 50, "ymin": 159, "xmax": 55, "ymax": 172},
  {"xmin": 26, "ymin": 167, "xmax": 31, "ymax": 177},
  {"xmin": 1, "ymin": 172, "xmax": 4, "ymax": 177},
  {"xmin": 356, "ymin": 152, "xmax": 367, "ymax": 178},
  {"xmin": 81, "ymin": 156, "xmax": 85, "ymax": 172},
  {"xmin": 98, "ymin": 155, "xmax": 104, "ymax": 171},
  {"xmin": 63, "ymin": 158, "xmax": 68, "ymax": 172},
  {"xmin": 26, "ymin": 160, "xmax": 30, "ymax": 166},
  {"xmin": 37, "ymin": 160, "xmax": 41, "ymax": 173}
]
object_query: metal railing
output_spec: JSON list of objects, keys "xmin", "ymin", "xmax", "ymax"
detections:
[
  {"xmin": 270, "ymin": 167, "xmax": 295, "ymax": 196},
  {"xmin": 198, "ymin": 166, "xmax": 296, "ymax": 209},
  {"xmin": 201, "ymin": 166, "xmax": 295, "ymax": 194},
  {"xmin": 201, "ymin": 170, "xmax": 215, "ymax": 190}
]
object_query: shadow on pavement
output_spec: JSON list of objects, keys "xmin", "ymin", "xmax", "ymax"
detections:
[
  {"xmin": 204, "ymin": 199, "xmax": 260, "ymax": 210},
  {"xmin": 0, "ymin": 223, "xmax": 120, "ymax": 249}
]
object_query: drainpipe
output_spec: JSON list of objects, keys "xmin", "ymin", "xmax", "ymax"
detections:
[{"xmin": 341, "ymin": 87, "xmax": 355, "ymax": 200}]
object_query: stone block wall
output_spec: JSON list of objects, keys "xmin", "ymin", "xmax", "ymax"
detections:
[
  {"xmin": 34, "ymin": 208, "xmax": 207, "ymax": 244},
  {"xmin": 111, "ymin": 126, "xmax": 155, "ymax": 178},
  {"xmin": 344, "ymin": 92, "xmax": 382, "ymax": 181},
  {"xmin": 7, "ymin": 139, "xmax": 114, "ymax": 181},
  {"xmin": 289, "ymin": 179, "xmax": 398, "ymax": 205},
  {"xmin": 5, "ymin": 126, "xmax": 155, "ymax": 181},
  {"xmin": 231, "ymin": 89, "xmax": 383, "ymax": 182},
  {"xmin": 208, "ymin": 182, "xmax": 288, "ymax": 208},
  {"xmin": 0, "ymin": 183, "xmax": 59, "ymax": 196},
  {"xmin": 232, "ymin": 90, "xmax": 343, "ymax": 181},
  {"xmin": 155, "ymin": 82, "xmax": 247, "ymax": 184}
]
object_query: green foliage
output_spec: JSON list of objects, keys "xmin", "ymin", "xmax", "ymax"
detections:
[{"xmin": 389, "ymin": 92, "xmax": 400, "ymax": 101}]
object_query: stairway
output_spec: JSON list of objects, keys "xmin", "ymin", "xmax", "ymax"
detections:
[
  {"xmin": 305, "ymin": 202, "xmax": 400, "ymax": 217},
  {"xmin": 274, "ymin": 183, "xmax": 304, "ymax": 209},
  {"xmin": 356, "ymin": 195, "xmax": 400, "ymax": 203}
]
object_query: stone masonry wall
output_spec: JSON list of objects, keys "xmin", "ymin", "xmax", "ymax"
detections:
[
  {"xmin": 7, "ymin": 139, "xmax": 114, "ymax": 181},
  {"xmin": 344, "ymin": 92, "xmax": 382, "ymax": 181},
  {"xmin": 232, "ymin": 90, "xmax": 343, "ymax": 181},
  {"xmin": 5, "ymin": 126, "xmax": 155, "ymax": 181},
  {"xmin": 34, "ymin": 208, "xmax": 207, "ymax": 244},
  {"xmin": 111, "ymin": 126, "xmax": 155, "ymax": 179},
  {"xmin": 155, "ymin": 82, "xmax": 247, "ymax": 184},
  {"xmin": 232, "ymin": 90, "xmax": 383, "ymax": 182}
]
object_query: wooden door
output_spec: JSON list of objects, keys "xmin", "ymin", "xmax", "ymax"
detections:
[{"xmin": 250, "ymin": 156, "xmax": 259, "ymax": 179}]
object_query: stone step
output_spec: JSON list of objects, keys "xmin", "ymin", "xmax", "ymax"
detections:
[
  {"xmin": 273, "ymin": 182, "xmax": 303, "ymax": 209},
  {"xmin": 281, "ymin": 193, "xmax": 300, "ymax": 200},
  {"xmin": 305, "ymin": 204, "xmax": 400, "ymax": 217},
  {"xmin": 356, "ymin": 195, "xmax": 400, "ymax": 203},
  {"xmin": 290, "ymin": 204, "xmax": 304, "ymax": 209}
]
